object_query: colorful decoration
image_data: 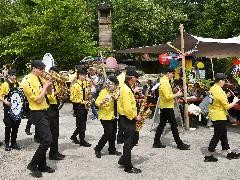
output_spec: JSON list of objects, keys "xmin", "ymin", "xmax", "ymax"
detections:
[
  {"xmin": 233, "ymin": 58, "xmax": 240, "ymax": 65},
  {"xmin": 159, "ymin": 52, "xmax": 179, "ymax": 65},
  {"xmin": 106, "ymin": 57, "xmax": 118, "ymax": 69},
  {"xmin": 169, "ymin": 59, "xmax": 180, "ymax": 69},
  {"xmin": 196, "ymin": 62, "xmax": 204, "ymax": 69}
]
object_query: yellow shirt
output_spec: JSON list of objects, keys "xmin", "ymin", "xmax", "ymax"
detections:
[
  {"xmin": 70, "ymin": 79, "xmax": 89, "ymax": 103},
  {"xmin": 22, "ymin": 73, "xmax": 49, "ymax": 110},
  {"xmin": 159, "ymin": 75, "xmax": 174, "ymax": 108},
  {"xmin": 117, "ymin": 83, "xmax": 137, "ymax": 120},
  {"xmin": 117, "ymin": 72, "xmax": 126, "ymax": 88},
  {"xmin": 47, "ymin": 82, "xmax": 59, "ymax": 105},
  {"xmin": 209, "ymin": 84, "xmax": 230, "ymax": 121},
  {"xmin": 0, "ymin": 81, "xmax": 18, "ymax": 97},
  {"xmin": 95, "ymin": 88, "xmax": 116, "ymax": 120}
]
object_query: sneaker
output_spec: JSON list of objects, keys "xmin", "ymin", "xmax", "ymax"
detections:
[
  {"xmin": 39, "ymin": 165, "xmax": 55, "ymax": 173},
  {"xmin": 152, "ymin": 143, "xmax": 166, "ymax": 148},
  {"xmin": 177, "ymin": 143, "xmax": 190, "ymax": 150},
  {"xmin": 80, "ymin": 141, "xmax": 91, "ymax": 147},
  {"xmin": 204, "ymin": 155, "xmax": 218, "ymax": 162},
  {"xmin": 11, "ymin": 143, "xmax": 21, "ymax": 150},
  {"xmin": 94, "ymin": 147, "xmax": 101, "ymax": 158},
  {"xmin": 70, "ymin": 136, "xmax": 80, "ymax": 144},
  {"xmin": 124, "ymin": 167, "xmax": 142, "ymax": 174},
  {"xmin": 27, "ymin": 163, "xmax": 42, "ymax": 178},
  {"xmin": 227, "ymin": 152, "xmax": 240, "ymax": 160},
  {"xmin": 109, "ymin": 150, "xmax": 122, "ymax": 156}
]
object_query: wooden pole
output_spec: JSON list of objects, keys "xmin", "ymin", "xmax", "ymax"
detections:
[
  {"xmin": 180, "ymin": 24, "xmax": 189, "ymax": 130},
  {"xmin": 210, "ymin": 58, "xmax": 215, "ymax": 80}
]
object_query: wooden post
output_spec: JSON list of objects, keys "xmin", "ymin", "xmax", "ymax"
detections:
[
  {"xmin": 210, "ymin": 58, "xmax": 215, "ymax": 80},
  {"xmin": 180, "ymin": 24, "xmax": 189, "ymax": 130}
]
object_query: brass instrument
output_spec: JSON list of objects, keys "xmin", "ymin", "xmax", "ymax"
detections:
[
  {"xmin": 41, "ymin": 71, "xmax": 69, "ymax": 102},
  {"xmin": 84, "ymin": 79, "xmax": 93, "ymax": 109},
  {"xmin": 136, "ymin": 85, "xmax": 152, "ymax": 131}
]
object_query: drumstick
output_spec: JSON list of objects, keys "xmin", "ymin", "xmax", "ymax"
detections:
[{"xmin": 227, "ymin": 88, "xmax": 236, "ymax": 97}]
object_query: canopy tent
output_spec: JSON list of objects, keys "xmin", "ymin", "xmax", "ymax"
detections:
[{"xmin": 117, "ymin": 32, "xmax": 240, "ymax": 58}]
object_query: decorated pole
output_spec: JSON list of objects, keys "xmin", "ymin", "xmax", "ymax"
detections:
[{"xmin": 180, "ymin": 24, "xmax": 189, "ymax": 130}]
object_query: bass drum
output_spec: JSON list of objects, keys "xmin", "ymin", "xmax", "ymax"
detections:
[{"xmin": 7, "ymin": 88, "xmax": 25, "ymax": 121}]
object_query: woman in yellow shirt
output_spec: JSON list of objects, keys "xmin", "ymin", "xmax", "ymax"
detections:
[
  {"xmin": 205, "ymin": 73, "xmax": 240, "ymax": 162},
  {"xmin": 94, "ymin": 76, "xmax": 121, "ymax": 158}
]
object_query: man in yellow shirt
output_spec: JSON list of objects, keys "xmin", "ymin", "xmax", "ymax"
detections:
[
  {"xmin": 70, "ymin": 69, "xmax": 91, "ymax": 147},
  {"xmin": 153, "ymin": 67, "xmax": 190, "ymax": 150},
  {"xmin": 22, "ymin": 60, "xmax": 54, "ymax": 178},
  {"xmin": 94, "ymin": 76, "xmax": 121, "ymax": 158},
  {"xmin": 0, "ymin": 69, "xmax": 22, "ymax": 151},
  {"xmin": 204, "ymin": 73, "xmax": 240, "ymax": 162},
  {"xmin": 117, "ymin": 69, "xmax": 142, "ymax": 174}
]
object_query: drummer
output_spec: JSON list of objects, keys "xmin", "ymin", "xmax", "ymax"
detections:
[{"xmin": 0, "ymin": 69, "xmax": 22, "ymax": 151}]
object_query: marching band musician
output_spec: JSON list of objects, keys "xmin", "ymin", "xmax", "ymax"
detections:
[
  {"xmin": 22, "ymin": 60, "xmax": 55, "ymax": 178},
  {"xmin": 117, "ymin": 69, "xmax": 142, "ymax": 174},
  {"xmin": 70, "ymin": 68, "xmax": 91, "ymax": 147},
  {"xmin": 47, "ymin": 66, "xmax": 65, "ymax": 160},
  {"xmin": 0, "ymin": 69, "xmax": 21, "ymax": 151},
  {"xmin": 153, "ymin": 67, "xmax": 190, "ymax": 150},
  {"xmin": 204, "ymin": 73, "xmax": 240, "ymax": 162},
  {"xmin": 94, "ymin": 76, "xmax": 122, "ymax": 158}
]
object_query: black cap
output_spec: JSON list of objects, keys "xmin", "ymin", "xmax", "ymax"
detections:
[
  {"xmin": 108, "ymin": 75, "xmax": 119, "ymax": 85},
  {"xmin": 126, "ymin": 69, "xmax": 140, "ymax": 78},
  {"xmin": 31, "ymin": 60, "xmax": 46, "ymax": 70},
  {"xmin": 77, "ymin": 68, "xmax": 87, "ymax": 75},
  {"xmin": 49, "ymin": 66, "xmax": 59, "ymax": 73},
  {"xmin": 215, "ymin": 73, "xmax": 227, "ymax": 80},
  {"xmin": 163, "ymin": 67, "xmax": 175, "ymax": 74},
  {"xmin": 8, "ymin": 69, "xmax": 16, "ymax": 76}
]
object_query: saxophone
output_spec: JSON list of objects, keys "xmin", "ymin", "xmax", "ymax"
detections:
[
  {"xmin": 85, "ymin": 79, "xmax": 93, "ymax": 109},
  {"xmin": 136, "ymin": 85, "xmax": 152, "ymax": 131}
]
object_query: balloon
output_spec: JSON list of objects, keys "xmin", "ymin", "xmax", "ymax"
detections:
[
  {"xmin": 197, "ymin": 62, "xmax": 204, "ymax": 68},
  {"xmin": 106, "ymin": 57, "xmax": 118, "ymax": 69}
]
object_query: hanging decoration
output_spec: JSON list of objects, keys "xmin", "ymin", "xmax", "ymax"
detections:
[
  {"xmin": 158, "ymin": 52, "xmax": 180, "ymax": 65},
  {"xmin": 106, "ymin": 57, "xmax": 118, "ymax": 69},
  {"xmin": 196, "ymin": 62, "xmax": 204, "ymax": 69}
]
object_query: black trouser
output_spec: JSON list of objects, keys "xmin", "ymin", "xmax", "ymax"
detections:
[
  {"xmin": 95, "ymin": 119, "xmax": 117, "ymax": 152},
  {"xmin": 154, "ymin": 108, "xmax": 183, "ymax": 146},
  {"xmin": 72, "ymin": 104, "xmax": 88, "ymax": 142},
  {"xmin": 208, "ymin": 120, "xmax": 230, "ymax": 152},
  {"xmin": 118, "ymin": 115, "xmax": 136, "ymax": 170},
  {"xmin": 48, "ymin": 104, "xmax": 59, "ymax": 156},
  {"xmin": 3, "ymin": 107, "xmax": 21, "ymax": 144},
  {"xmin": 30, "ymin": 110, "xmax": 52, "ymax": 168},
  {"xmin": 117, "ymin": 118, "xmax": 124, "ymax": 143}
]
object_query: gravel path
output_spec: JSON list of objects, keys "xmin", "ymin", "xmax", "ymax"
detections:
[{"xmin": 0, "ymin": 103, "xmax": 240, "ymax": 180}]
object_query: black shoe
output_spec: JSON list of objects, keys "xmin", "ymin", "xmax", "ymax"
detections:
[
  {"xmin": 56, "ymin": 152, "xmax": 66, "ymax": 159},
  {"xmin": 70, "ymin": 136, "xmax": 80, "ymax": 144},
  {"xmin": 177, "ymin": 143, "xmax": 190, "ymax": 150},
  {"xmin": 27, "ymin": 163, "xmax": 42, "ymax": 178},
  {"xmin": 152, "ymin": 143, "xmax": 166, "ymax": 148},
  {"xmin": 204, "ymin": 155, "xmax": 218, "ymax": 162},
  {"xmin": 124, "ymin": 167, "xmax": 142, "ymax": 174},
  {"xmin": 11, "ymin": 143, "xmax": 21, "ymax": 150},
  {"xmin": 80, "ymin": 141, "xmax": 91, "ymax": 147},
  {"xmin": 39, "ymin": 165, "xmax": 55, "ymax": 173},
  {"xmin": 25, "ymin": 130, "xmax": 32, "ymax": 135},
  {"xmin": 34, "ymin": 137, "xmax": 40, "ymax": 143},
  {"xmin": 227, "ymin": 152, "xmax": 240, "ymax": 160},
  {"xmin": 109, "ymin": 150, "xmax": 122, "ymax": 156},
  {"xmin": 5, "ymin": 143, "xmax": 11, "ymax": 151},
  {"xmin": 49, "ymin": 154, "xmax": 65, "ymax": 160},
  {"xmin": 94, "ymin": 147, "xmax": 101, "ymax": 158}
]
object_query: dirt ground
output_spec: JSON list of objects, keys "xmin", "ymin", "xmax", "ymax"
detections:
[{"xmin": 1, "ymin": 103, "xmax": 240, "ymax": 180}]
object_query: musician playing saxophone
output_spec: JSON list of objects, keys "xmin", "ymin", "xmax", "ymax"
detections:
[
  {"xmin": 70, "ymin": 68, "xmax": 91, "ymax": 147},
  {"xmin": 153, "ymin": 67, "xmax": 190, "ymax": 150},
  {"xmin": 117, "ymin": 69, "xmax": 142, "ymax": 174},
  {"xmin": 94, "ymin": 76, "xmax": 122, "ymax": 158}
]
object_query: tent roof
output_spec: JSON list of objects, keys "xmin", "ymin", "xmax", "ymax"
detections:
[{"xmin": 117, "ymin": 32, "xmax": 240, "ymax": 58}]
